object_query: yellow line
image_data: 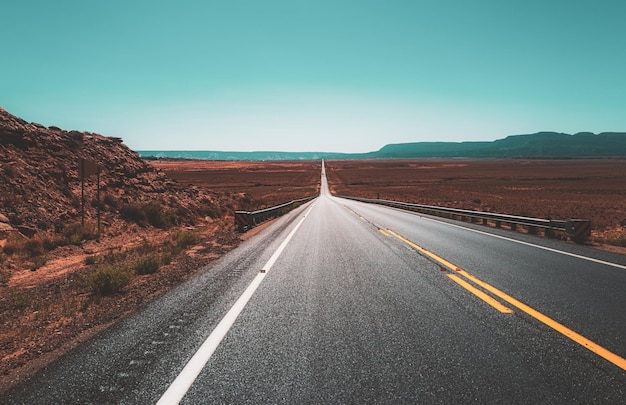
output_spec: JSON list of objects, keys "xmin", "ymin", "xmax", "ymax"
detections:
[
  {"xmin": 387, "ymin": 228, "xmax": 626, "ymax": 372},
  {"xmin": 455, "ymin": 268, "xmax": 626, "ymax": 371},
  {"xmin": 386, "ymin": 229, "xmax": 458, "ymax": 270},
  {"xmin": 447, "ymin": 274, "xmax": 513, "ymax": 313},
  {"xmin": 378, "ymin": 228, "xmax": 390, "ymax": 236}
]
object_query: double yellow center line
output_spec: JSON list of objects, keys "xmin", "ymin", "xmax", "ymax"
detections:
[{"xmin": 384, "ymin": 228, "xmax": 626, "ymax": 372}]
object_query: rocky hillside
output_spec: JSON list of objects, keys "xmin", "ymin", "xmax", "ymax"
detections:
[{"xmin": 0, "ymin": 107, "xmax": 234, "ymax": 238}]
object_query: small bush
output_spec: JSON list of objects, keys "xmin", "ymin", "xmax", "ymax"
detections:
[
  {"xmin": 175, "ymin": 230, "xmax": 199, "ymax": 249},
  {"xmin": 8, "ymin": 288, "xmax": 34, "ymax": 309},
  {"xmin": 42, "ymin": 234, "xmax": 64, "ymax": 251},
  {"xmin": 120, "ymin": 204, "xmax": 148, "ymax": 226},
  {"xmin": 103, "ymin": 194, "xmax": 118, "ymax": 209},
  {"xmin": 0, "ymin": 269, "xmax": 11, "ymax": 286},
  {"xmin": 3, "ymin": 234, "xmax": 26, "ymax": 256},
  {"xmin": 24, "ymin": 237, "xmax": 45, "ymax": 258},
  {"xmin": 63, "ymin": 223, "xmax": 97, "ymax": 245},
  {"xmin": 89, "ymin": 266, "xmax": 133, "ymax": 296},
  {"xmin": 143, "ymin": 203, "xmax": 173, "ymax": 229},
  {"xmin": 160, "ymin": 251, "xmax": 173, "ymax": 265},
  {"xmin": 133, "ymin": 255, "xmax": 160, "ymax": 275},
  {"xmin": 30, "ymin": 256, "xmax": 47, "ymax": 271},
  {"xmin": 602, "ymin": 233, "xmax": 626, "ymax": 247},
  {"xmin": 131, "ymin": 239, "xmax": 157, "ymax": 255},
  {"xmin": 4, "ymin": 165, "xmax": 16, "ymax": 178},
  {"xmin": 85, "ymin": 255, "xmax": 98, "ymax": 265},
  {"xmin": 103, "ymin": 249, "xmax": 128, "ymax": 264}
]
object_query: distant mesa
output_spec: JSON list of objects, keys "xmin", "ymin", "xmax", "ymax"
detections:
[
  {"xmin": 139, "ymin": 131, "xmax": 626, "ymax": 161},
  {"xmin": 373, "ymin": 132, "xmax": 626, "ymax": 159}
]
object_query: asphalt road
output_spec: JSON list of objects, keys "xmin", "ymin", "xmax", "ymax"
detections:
[{"xmin": 5, "ymin": 164, "xmax": 626, "ymax": 404}]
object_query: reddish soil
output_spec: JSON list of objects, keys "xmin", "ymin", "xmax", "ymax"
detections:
[
  {"xmin": 325, "ymin": 159, "xmax": 626, "ymax": 248},
  {"xmin": 151, "ymin": 160, "xmax": 322, "ymax": 209}
]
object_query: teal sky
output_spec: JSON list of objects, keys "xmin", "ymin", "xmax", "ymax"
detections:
[{"xmin": 2, "ymin": 1, "xmax": 625, "ymax": 152}]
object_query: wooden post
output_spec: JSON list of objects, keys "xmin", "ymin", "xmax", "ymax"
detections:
[
  {"xmin": 81, "ymin": 159, "xmax": 85, "ymax": 227},
  {"xmin": 97, "ymin": 167, "xmax": 101, "ymax": 239}
]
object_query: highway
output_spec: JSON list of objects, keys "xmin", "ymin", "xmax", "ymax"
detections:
[{"xmin": 5, "ymin": 163, "xmax": 626, "ymax": 404}]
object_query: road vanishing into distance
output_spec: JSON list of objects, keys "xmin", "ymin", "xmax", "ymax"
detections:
[{"xmin": 6, "ymin": 163, "xmax": 626, "ymax": 404}]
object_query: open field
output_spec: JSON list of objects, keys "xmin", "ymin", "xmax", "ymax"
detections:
[
  {"xmin": 150, "ymin": 160, "xmax": 322, "ymax": 210},
  {"xmin": 325, "ymin": 159, "xmax": 626, "ymax": 246}
]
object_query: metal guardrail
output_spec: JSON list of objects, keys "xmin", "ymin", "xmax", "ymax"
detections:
[
  {"xmin": 235, "ymin": 196, "xmax": 317, "ymax": 232},
  {"xmin": 336, "ymin": 195, "xmax": 591, "ymax": 244}
]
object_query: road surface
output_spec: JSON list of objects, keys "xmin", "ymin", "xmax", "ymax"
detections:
[{"xmin": 5, "ymin": 163, "xmax": 626, "ymax": 404}]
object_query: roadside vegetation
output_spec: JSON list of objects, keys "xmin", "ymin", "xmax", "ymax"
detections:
[{"xmin": 0, "ymin": 224, "xmax": 223, "ymax": 382}]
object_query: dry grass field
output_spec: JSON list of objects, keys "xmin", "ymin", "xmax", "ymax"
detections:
[{"xmin": 151, "ymin": 160, "xmax": 322, "ymax": 210}]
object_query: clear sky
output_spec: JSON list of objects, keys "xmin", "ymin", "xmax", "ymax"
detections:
[{"xmin": 2, "ymin": 1, "xmax": 625, "ymax": 152}]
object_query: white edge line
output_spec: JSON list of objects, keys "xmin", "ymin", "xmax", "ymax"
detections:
[
  {"xmin": 340, "ymin": 199, "xmax": 626, "ymax": 271},
  {"xmin": 156, "ymin": 204, "xmax": 314, "ymax": 405},
  {"xmin": 419, "ymin": 215, "xmax": 626, "ymax": 271}
]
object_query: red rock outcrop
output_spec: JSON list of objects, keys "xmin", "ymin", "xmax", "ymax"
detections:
[{"xmin": 0, "ymin": 106, "xmax": 233, "ymax": 236}]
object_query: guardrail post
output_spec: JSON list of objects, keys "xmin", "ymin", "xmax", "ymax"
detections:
[
  {"xmin": 566, "ymin": 220, "xmax": 591, "ymax": 244},
  {"xmin": 235, "ymin": 196, "xmax": 316, "ymax": 233},
  {"xmin": 235, "ymin": 211, "xmax": 250, "ymax": 233}
]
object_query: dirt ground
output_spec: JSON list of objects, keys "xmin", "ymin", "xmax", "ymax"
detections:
[{"xmin": 151, "ymin": 160, "xmax": 321, "ymax": 210}]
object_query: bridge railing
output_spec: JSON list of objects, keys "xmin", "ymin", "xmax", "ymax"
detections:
[
  {"xmin": 336, "ymin": 195, "xmax": 591, "ymax": 244},
  {"xmin": 235, "ymin": 196, "xmax": 317, "ymax": 232}
]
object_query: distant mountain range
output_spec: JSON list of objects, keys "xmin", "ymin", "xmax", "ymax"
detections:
[{"xmin": 139, "ymin": 132, "xmax": 626, "ymax": 160}]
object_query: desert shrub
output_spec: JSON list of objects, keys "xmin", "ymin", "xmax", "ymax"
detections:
[
  {"xmin": 0, "ymin": 269, "xmax": 11, "ymax": 286},
  {"xmin": 3, "ymin": 233, "xmax": 26, "ymax": 256},
  {"xmin": 42, "ymin": 233, "xmax": 64, "ymax": 250},
  {"xmin": 120, "ymin": 204, "xmax": 148, "ymax": 226},
  {"xmin": 203, "ymin": 206, "xmax": 220, "ymax": 219},
  {"xmin": 63, "ymin": 223, "xmax": 98, "ymax": 245},
  {"xmin": 24, "ymin": 236, "xmax": 45, "ymax": 258},
  {"xmin": 176, "ymin": 206, "xmax": 196, "ymax": 225},
  {"xmin": 37, "ymin": 219, "xmax": 53, "ymax": 231},
  {"xmin": 130, "ymin": 239, "xmax": 157, "ymax": 255},
  {"xmin": 89, "ymin": 266, "xmax": 133, "ymax": 296},
  {"xmin": 103, "ymin": 249, "xmax": 128, "ymax": 264},
  {"xmin": 90, "ymin": 198, "xmax": 106, "ymax": 210},
  {"xmin": 4, "ymin": 165, "xmax": 16, "ymax": 178},
  {"xmin": 601, "ymin": 233, "xmax": 626, "ymax": 247},
  {"xmin": 84, "ymin": 255, "xmax": 98, "ymax": 265},
  {"xmin": 133, "ymin": 255, "xmax": 160, "ymax": 275},
  {"xmin": 175, "ymin": 230, "xmax": 199, "ymax": 249},
  {"xmin": 103, "ymin": 194, "xmax": 118, "ymax": 209},
  {"xmin": 30, "ymin": 256, "xmax": 47, "ymax": 271},
  {"xmin": 143, "ymin": 203, "xmax": 173, "ymax": 229},
  {"xmin": 8, "ymin": 288, "xmax": 34, "ymax": 309},
  {"xmin": 160, "ymin": 251, "xmax": 173, "ymax": 265}
]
